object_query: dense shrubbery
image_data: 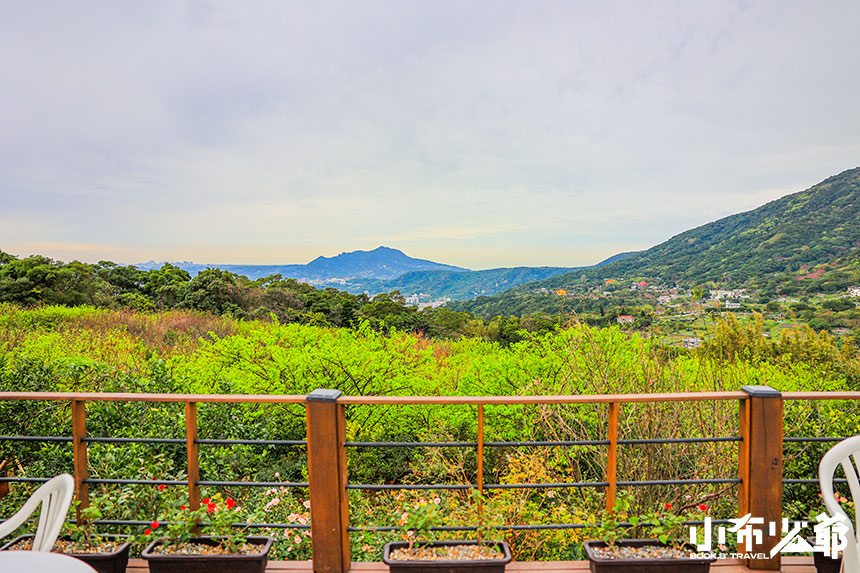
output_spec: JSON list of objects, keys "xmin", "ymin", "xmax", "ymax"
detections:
[{"xmin": 1, "ymin": 304, "xmax": 858, "ymax": 560}]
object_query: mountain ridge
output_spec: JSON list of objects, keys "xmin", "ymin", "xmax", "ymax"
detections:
[
  {"xmin": 137, "ymin": 246, "xmax": 466, "ymax": 282},
  {"xmin": 450, "ymin": 166, "xmax": 860, "ymax": 315}
]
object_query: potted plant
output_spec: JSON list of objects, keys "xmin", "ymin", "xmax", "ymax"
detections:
[
  {"xmin": 583, "ymin": 494, "xmax": 716, "ymax": 573},
  {"xmin": 141, "ymin": 493, "xmax": 274, "ymax": 573},
  {"xmin": 382, "ymin": 492, "xmax": 512, "ymax": 573},
  {"xmin": 804, "ymin": 492, "xmax": 848, "ymax": 573},
  {"xmin": 0, "ymin": 495, "xmax": 132, "ymax": 573}
]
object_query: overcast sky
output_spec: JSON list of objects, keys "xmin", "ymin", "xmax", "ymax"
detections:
[{"xmin": 2, "ymin": 1, "xmax": 859, "ymax": 269}]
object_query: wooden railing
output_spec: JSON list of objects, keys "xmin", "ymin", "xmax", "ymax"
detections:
[{"xmin": 2, "ymin": 387, "xmax": 859, "ymax": 573}]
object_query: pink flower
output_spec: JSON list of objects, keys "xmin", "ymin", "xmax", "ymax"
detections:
[
  {"xmin": 698, "ymin": 504, "xmax": 707, "ymax": 511},
  {"xmin": 433, "ymin": 497, "xmax": 441, "ymax": 504},
  {"xmin": 226, "ymin": 498, "xmax": 237, "ymax": 509},
  {"xmin": 144, "ymin": 528, "xmax": 152, "ymax": 536},
  {"xmin": 151, "ymin": 521, "xmax": 160, "ymax": 529},
  {"xmin": 303, "ymin": 500, "xmax": 311, "ymax": 509},
  {"xmin": 157, "ymin": 484, "xmax": 165, "ymax": 491},
  {"xmin": 294, "ymin": 536, "xmax": 301, "ymax": 544},
  {"xmin": 664, "ymin": 503, "xmax": 672, "ymax": 510}
]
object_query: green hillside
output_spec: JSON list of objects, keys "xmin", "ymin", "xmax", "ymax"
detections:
[
  {"xmin": 344, "ymin": 252, "xmax": 636, "ymax": 300},
  {"xmin": 348, "ymin": 266, "xmax": 573, "ymax": 299},
  {"xmin": 452, "ymin": 167, "xmax": 860, "ymax": 315}
]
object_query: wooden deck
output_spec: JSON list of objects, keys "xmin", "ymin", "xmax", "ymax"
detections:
[{"xmin": 126, "ymin": 556, "xmax": 815, "ymax": 572}]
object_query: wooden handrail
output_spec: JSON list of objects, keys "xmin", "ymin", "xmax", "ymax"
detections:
[
  {"xmin": 782, "ymin": 391, "xmax": 860, "ymax": 400},
  {"xmin": 337, "ymin": 391, "xmax": 748, "ymax": 404},
  {"xmin": 0, "ymin": 392, "xmax": 306, "ymax": 402}
]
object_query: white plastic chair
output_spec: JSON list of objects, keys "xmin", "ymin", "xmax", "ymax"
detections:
[
  {"xmin": 819, "ymin": 435, "xmax": 860, "ymax": 573},
  {"xmin": 0, "ymin": 473, "xmax": 74, "ymax": 551}
]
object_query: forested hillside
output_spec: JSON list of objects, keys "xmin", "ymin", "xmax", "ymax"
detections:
[{"xmin": 453, "ymin": 167, "xmax": 860, "ymax": 316}]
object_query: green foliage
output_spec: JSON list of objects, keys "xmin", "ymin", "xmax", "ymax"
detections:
[
  {"xmin": 451, "ymin": 167, "xmax": 860, "ymax": 316},
  {"xmin": 2, "ymin": 304, "xmax": 859, "ymax": 560}
]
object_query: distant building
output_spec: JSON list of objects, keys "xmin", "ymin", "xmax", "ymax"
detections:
[
  {"xmin": 617, "ymin": 315, "xmax": 635, "ymax": 325},
  {"xmin": 724, "ymin": 301, "xmax": 742, "ymax": 309},
  {"xmin": 683, "ymin": 337, "xmax": 703, "ymax": 349},
  {"xmin": 555, "ymin": 289, "xmax": 567, "ymax": 296},
  {"xmin": 848, "ymin": 287, "xmax": 860, "ymax": 297}
]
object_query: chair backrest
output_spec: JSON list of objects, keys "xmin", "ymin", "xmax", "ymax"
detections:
[
  {"xmin": 819, "ymin": 435, "xmax": 860, "ymax": 570},
  {"xmin": 0, "ymin": 473, "xmax": 74, "ymax": 551}
]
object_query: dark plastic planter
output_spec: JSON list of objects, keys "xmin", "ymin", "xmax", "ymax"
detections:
[
  {"xmin": 584, "ymin": 539, "xmax": 716, "ymax": 573},
  {"xmin": 383, "ymin": 540, "xmax": 512, "ymax": 573},
  {"xmin": 0, "ymin": 534, "xmax": 131, "ymax": 573},
  {"xmin": 807, "ymin": 537, "xmax": 842, "ymax": 573},
  {"xmin": 142, "ymin": 535, "xmax": 274, "ymax": 573}
]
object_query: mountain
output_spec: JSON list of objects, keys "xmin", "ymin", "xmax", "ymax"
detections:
[
  {"xmin": 137, "ymin": 246, "xmax": 466, "ymax": 282},
  {"xmin": 451, "ymin": 167, "xmax": 860, "ymax": 315},
  {"xmin": 346, "ymin": 252, "xmax": 638, "ymax": 300},
  {"xmin": 349, "ymin": 267, "xmax": 577, "ymax": 300}
]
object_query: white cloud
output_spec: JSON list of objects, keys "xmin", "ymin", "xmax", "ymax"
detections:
[{"xmin": 1, "ymin": 0, "xmax": 859, "ymax": 267}]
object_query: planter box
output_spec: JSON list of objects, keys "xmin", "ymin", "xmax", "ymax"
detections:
[
  {"xmin": 0, "ymin": 534, "xmax": 131, "ymax": 573},
  {"xmin": 807, "ymin": 538, "xmax": 842, "ymax": 573},
  {"xmin": 142, "ymin": 535, "xmax": 274, "ymax": 573},
  {"xmin": 584, "ymin": 539, "xmax": 715, "ymax": 573},
  {"xmin": 383, "ymin": 540, "xmax": 512, "ymax": 573}
]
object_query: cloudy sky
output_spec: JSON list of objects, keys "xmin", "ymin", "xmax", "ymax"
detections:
[{"xmin": 2, "ymin": 1, "xmax": 859, "ymax": 269}]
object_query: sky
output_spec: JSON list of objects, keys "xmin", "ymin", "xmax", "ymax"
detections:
[{"xmin": 2, "ymin": 1, "xmax": 860, "ymax": 270}]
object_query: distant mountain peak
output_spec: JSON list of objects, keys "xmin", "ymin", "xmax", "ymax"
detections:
[{"xmin": 137, "ymin": 247, "xmax": 466, "ymax": 282}]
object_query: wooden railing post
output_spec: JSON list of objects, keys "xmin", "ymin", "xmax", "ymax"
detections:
[
  {"xmin": 741, "ymin": 385, "xmax": 783, "ymax": 571},
  {"xmin": 477, "ymin": 404, "xmax": 484, "ymax": 523},
  {"xmin": 185, "ymin": 402, "xmax": 201, "ymax": 533},
  {"xmin": 606, "ymin": 402, "xmax": 619, "ymax": 512},
  {"xmin": 738, "ymin": 397, "xmax": 750, "ymax": 517},
  {"xmin": 307, "ymin": 389, "xmax": 349, "ymax": 573},
  {"xmin": 71, "ymin": 399, "xmax": 89, "ymax": 522}
]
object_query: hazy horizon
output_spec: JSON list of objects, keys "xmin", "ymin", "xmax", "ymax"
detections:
[{"xmin": 3, "ymin": 1, "xmax": 860, "ymax": 268}]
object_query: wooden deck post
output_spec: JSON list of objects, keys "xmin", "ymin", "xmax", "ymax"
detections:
[
  {"xmin": 185, "ymin": 402, "xmax": 201, "ymax": 533},
  {"xmin": 606, "ymin": 402, "xmax": 619, "ymax": 512},
  {"xmin": 71, "ymin": 399, "xmax": 89, "ymax": 522},
  {"xmin": 741, "ymin": 385, "xmax": 783, "ymax": 571},
  {"xmin": 307, "ymin": 389, "xmax": 350, "ymax": 573}
]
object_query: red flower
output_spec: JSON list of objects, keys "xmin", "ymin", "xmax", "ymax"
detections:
[
  {"xmin": 157, "ymin": 484, "xmax": 165, "ymax": 491},
  {"xmin": 201, "ymin": 497, "xmax": 210, "ymax": 504},
  {"xmin": 207, "ymin": 503, "xmax": 217, "ymax": 513},
  {"xmin": 180, "ymin": 505, "xmax": 187, "ymax": 510},
  {"xmin": 151, "ymin": 520, "xmax": 160, "ymax": 529},
  {"xmin": 664, "ymin": 503, "xmax": 672, "ymax": 510},
  {"xmin": 698, "ymin": 504, "xmax": 707, "ymax": 511},
  {"xmin": 144, "ymin": 528, "xmax": 152, "ymax": 536},
  {"xmin": 226, "ymin": 498, "xmax": 237, "ymax": 509}
]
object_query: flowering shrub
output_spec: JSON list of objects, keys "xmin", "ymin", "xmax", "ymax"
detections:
[
  {"xmin": 256, "ymin": 481, "xmax": 312, "ymax": 560},
  {"xmin": 399, "ymin": 496, "xmax": 441, "ymax": 549},
  {"xmin": 589, "ymin": 493, "xmax": 710, "ymax": 551},
  {"xmin": 641, "ymin": 502, "xmax": 708, "ymax": 550},
  {"xmin": 145, "ymin": 493, "xmax": 263, "ymax": 553}
]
